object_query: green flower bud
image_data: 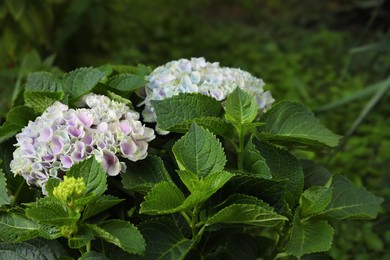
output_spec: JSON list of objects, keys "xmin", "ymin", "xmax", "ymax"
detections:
[{"xmin": 53, "ymin": 176, "xmax": 86, "ymax": 203}]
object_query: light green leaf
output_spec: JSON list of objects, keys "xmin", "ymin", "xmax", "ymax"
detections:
[
  {"xmin": 167, "ymin": 116, "xmax": 234, "ymax": 136},
  {"xmin": 26, "ymin": 197, "xmax": 80, "ymax": 226},
  {"xmin": 67, "ymin": 156, "xmax": 107, "ymax": 202},
  {"xmin": 0, "ymin": 238, "xmax": 69, "ymax": 259},
  {"xmin": 38, "ymin": 225, "xmax": 62, "ymax": 240},
  {"xmin": 152, "ymin": 93, "xmax": 224, "ymax": 131},
  {"xmin": 0, "ymin": 106, "xmax": 35, "ymax": 143},
  {"xmin": 68, "ymin": 225, "xmax": 94, "ymax": 249},
  {"xmin": 258, "ymin": 101, "xmax": 342, "ymax": 148},
  {"xmin": 108, "ymin": 73, "xmax": 146, "ymax": 92},
  {"xmin": 81, "ymin": 195, "xmax": 124, "ymax": 221},
  {"xmin": 320, "ymin": 174, "xmax": 383, "ymax": 219},
  {"xmin": 140, "ymin": 182, "xmax": 185, "ymax": 215},
  {"xmin": 88, "ymin": 220, "xmax": 145, "ymax": 255},
  {"xmin": 253, "ymin": 139, "xmax": 303, "ymax": 208},
  {"xmin": 225, "ymin": 87, "xmax": 258, "ymax": 125},
  {"xmin": 242, "ymin": 140, "xmax": 272, "ymax": 179},
  {"xmin": 139, "ymin": 218, "xmax": 193, "ymax": 259},
  {"xmin": 122, "ymin": 155, "xmax": 170, "ymax": 195},
  {"xmin": 24, "ymin": 91, "xmax": 64, "ymax": 113},
  {"xmin": 207, "ymin": 203, "xmax": 287, "ymax": 228},
  {"xmin": 300, "ymin": 186, "xmax": 333, "ymax": 217},
  {"xmin": 25, "ymin": 72, "xmax": 63, "ymax": 92},
  {"xmin": 5, "ymin": 0, "xmax": 25, "ymax": 20},
  {"xmin": 0, "ymin": 210, "xmax": 40, "ymax": 242},
  {"xmin": 285, "ymin": 215, "xmax": 333, "ymax": 258},
  {"xmin": 0, "ymin": 167, "xmax": 10, "ymax": 206},
  {"xmin": 80, "ymin": 251, "xmax": 109, "ymax": 260},
  {"xmin": 62, "ymin": 67, "xmax": 110, "ymax": 99},
  {"xmin": 172, "ymin": 123, "xmax": 226, "ymax": 177}
]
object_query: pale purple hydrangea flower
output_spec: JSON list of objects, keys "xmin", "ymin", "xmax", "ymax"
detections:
[
  {"xmin": 10, "ymin": 93, "xmax": 155, "ymax": 191},
  {"xmin": 142, "ymin": 57, "xmax": 275, "ymax": 126}
]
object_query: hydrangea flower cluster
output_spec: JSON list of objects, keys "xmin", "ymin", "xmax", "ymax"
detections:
[
  {"xmin": 10, "ymin": 93, "xmax": 155, "ymax": 191},
  {"xmin": 142, "ymin": 57, "xmax": 275, "ymax": 123}
]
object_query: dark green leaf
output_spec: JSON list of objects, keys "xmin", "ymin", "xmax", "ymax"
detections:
[
  {"xmin": 152, "ymin": 93, "xmax": 224, "ymax": 131},
  {"xmin": 122, "ymin": 155, "xmax": 170, "ymax": 195},
  {"xmin": 80, "ymin": 251, "xmax": 109, "ymax": 260},
  {"xmin": 0, "ymin": 167, "xmax": 10, "ymax": 206},
  {"xmin": 258, "ymin": 101, "xmax": 342, "ymax": 148},
  {"xmin": 225, "ymin": 87, "xmax": 258, "ymax": 125},
  {"xmin": 5, "ymin": 0, "xmax": 25, "ymax": 20},
  {"xmin": 167, "ymin": 116, "xmax": 233, "ymax": 136},
  {"xmin": 0, "ymin": 106, "xmax": 35, "ymax": 143},
  {"xmin": 320, "ymin": 174, "xmax": 383, "ymax": 219},
  {"xmin": 108, "ymin": 73, "xmax": 146, "ymax": 92},
  {"xmin": 88, "ymin": 220, "xmax": 145, "ymax": 255},
  {"xmin": 300, "ymin": 160, "xmax": 333, "ymax": 189},
  {"xmin": 0, "ymin": 210, "xmax": 40, "ymax": 242},
  {"xmin": 285, "ymin": 215, "xmax": 333, "ymax": 258},
  {"xmin": 25, "ymin": 72, "xmax": 63, "ymax": 92},
  {"xmin": 300, "ymin": 186, "xmax": 333, "ymax": 217},
  {"xmin": 172, "ymin": 123, "xmax": 226, "ymax": 177},
  {"xmin": 24, "ymin": 91, "xmax": 64, "ymax": 113},
  {"xmin": 68, "ymin": 225, "xmax": 94, "ymax": 249},
  {"xmin": 81, "ymin": 195, "xmax": 124, "ymax": 221},
  {"xmin": 242, "ymin": 140, "xmax": 272, "ymax": 179},
  {"xmin": 139, "ymin": 218, "xmax": 193, "ymax": 259},
  {"xmin": 45, "ymin": 178, "xmax": 61, "ymax": 197}
]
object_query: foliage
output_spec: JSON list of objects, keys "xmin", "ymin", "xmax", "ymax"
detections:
[{"xmin": 0, "ymin": 67, "xmax": 384, "ymax": 259}]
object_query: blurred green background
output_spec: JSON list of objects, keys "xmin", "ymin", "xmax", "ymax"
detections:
[{"xmin": 1, "ymin": 0, "xmax": 389, "ymax": 258}]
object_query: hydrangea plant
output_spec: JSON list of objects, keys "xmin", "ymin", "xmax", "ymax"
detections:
[{"xmin": 0, "ymin": 61, "xmax": 383, "ymax": 259}]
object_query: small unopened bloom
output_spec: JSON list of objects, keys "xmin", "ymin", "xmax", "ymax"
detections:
[
  {"xmin": 142, "ymin": 57, "xmax": 275, "ymax": 126},
  {"xmin": 53, "ymin": 176, "xmax": 86, "ymax": 203},
  {"xmin": 10, "ymin": 93, "xmax": 155, "ymax": 192}
]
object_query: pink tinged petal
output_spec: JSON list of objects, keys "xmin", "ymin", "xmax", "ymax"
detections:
[
  {"xmin": 51, "ymin": 137, "xmax": 63, "ymax": 155},
  {"xmin": 39, "ymin": 127, "xmax": 53, "ymax": 142},
  {"xmin": 77, "ymin": 112, "xmax": 93, "ymax": 128},
  {"xmin": 97, "ymin": 122, "xmax": 108, "ymax": 133},
  {"xmin": 102, "ymin": 150, "xmax": 121, "ymax": 176},
  {"xmin": 68, "ymin": 126, "xmax": 83, "ymax": 137},
  {"xmin": 61, "ymin": 155, "xmax": 73, "ymax": 169},
  {"xmin": 120, "ymin": 141, "xmax": 137, "ymax": 158},
  {"xmin": 82, "ymin": 135, "xmax": 93, "ymax": 145},
  {"xmin": 42, "ymin": 154, "xmax": 54, "ymax": 162},
  {"xmin": 71, "ymin": 151, "xmax": 83, "ymax": 162},
  {"xmin": 119, "ymin": 121, "xmax": 132, "ymax": 135}
]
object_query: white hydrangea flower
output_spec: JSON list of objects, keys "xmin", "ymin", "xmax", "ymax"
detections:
[
  {"xmin": 142, "ymin": 57, "xmax": 275, "ymax": 125},
  {"xmin": 10, "ymin": 93, "xmax": 155, "ymax": 191}
]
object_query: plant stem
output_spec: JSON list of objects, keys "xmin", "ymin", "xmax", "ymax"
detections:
[
  {"xmin": 237, "ymin": 126, "xmax": 245, "ymax": 171},
  {"xmin": 191, "ymin": 205, "xmax": 200, "ymax": 238},
  {"xmin": 86, "ymin": 241, "xmax": 91, "ymax": 252},
  {"xmin": 181, "ymin": 211, "xmax": 192, "ymax": 228}
]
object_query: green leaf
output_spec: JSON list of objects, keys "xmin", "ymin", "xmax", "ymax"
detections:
[
  {"xmin": 152, "ymin": 93, "xmax": 224, "ymax": 131},
  {"xmin": 122, "ymin": 155, "xmax": 170, "ymax": 195},
  {"xmin": 207, "ymin": 203, "xmax": 287, "ymax": 228},
  {"xmin": 0, "ymin": 210, "xmax": 40, "ymax": 242},
  {"xmin": 320, "ymin": 174, "xmax": 383, "ymax": 219},
  {"xmin": 0, "ymin": 106, "xmax": 35, "ymax": 143},
  {"xmin": 225, "ymin": 87, "xmax": 258, "ymax": 125},
  {"xmin": 38, "ymin": 225, "xmax": 62, "ymax": 240},
  {"xmin": 172, "ymin": 123, "xmax": 226, "ymax": 177},
  {"xmin": 62, "ymin": 67, "xmax": 110, "ymax": 99},
  {"xmin": 285, "ymin": 215, "xmax": 333, "ymax": 258},
  {"xmin": 25, "ymin": 72, "xmax": 63, "ymax": 92},
  {"xmin": 88, "ymin": 220, "xmax": 145, "ymax": 255},
  {"xmin": 224, "ymin": 234, "xmax": 261, "ymax": 260},
  {"xmin": 26, "ymin": 197, "xmax": 80, "ymax": 226},
  {"xmin": 45, "ymin": 178, "xmax": 61, "ymax": 197},
  {"xmin": 68, "ymin": 225, "xmax": 94, "ymax": 249},
  {"xmin": 139, "ymin": 218, "xmax": 193, "ymax": 259},
  {"xmin": 24, "ymin": 91, "xmax": 64, "ymax": 114},
  {"xmin": 258, "ymin": 101, "xmax": 342, "ymax": 148},
  {"xmin": 0, "ymin": 238, "xmax": 69, "ymax": 259},
  {"xmin": 5, "ymin": 0, "xmax": 25, "ymax": 20},
  {"xmin": 67, "ymin": 156, "xmax": 107, "ymax": 203},
  {"xmin": 300, "ymin": 186, "xmax": 333, "ymax": 217},
  {"xmin": 140, "ymin": 182, "xmax": 185, "ymax": 215},
  {"xmin": 108, "ymin": 73, "xmax": 146, "ymax": 92},
  {"xmin": 80, "ymin": 251, "xmax": 109, "ymax": 260},
  {"xmin": 253, "ymin": 139, "xmax": 303, "ymax": 208},
  {"xmin": 81, "ymin": 195, "xmax": 124, "ymax": 221},
  {"xmin": 242, "ymin": 140, "xmax": 272, "ymax": 179},
  {"xmin": 167, "ymin": 116, "xmax": 233, "ymax": 136},
  {"xmin": 0, "ymin": 167, "xmax": 10, "ymax": 206},
  {"xmin": 301, "ymin": 160, "xmax": 333, "ymax": 189}
]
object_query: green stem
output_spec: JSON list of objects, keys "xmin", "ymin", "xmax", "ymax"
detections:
[
  {"xmin": 237, "ymin": 126, "xmax": 245, "ymax": 171},
  {"xmin": 86, "ymin": 241, "xmax": 91, "ymax": 252},
  {"xmin": 191, "ymin": 205, "xmax": 200, "ymax": 238},
  {"xmin": 181, "ymin": 211, "xmax": 192, "ymax": 228}
]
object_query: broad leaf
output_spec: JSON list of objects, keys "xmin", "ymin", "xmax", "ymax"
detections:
[
  {"xmin": 88, "ymin": 220, "xmax": 145, "ymax": 255},
  {"xmin": 258, "ymin": 101, "xmax": 342, "ymax": 148},
  {"xmin": 68, "ymin": 225, "xmax": 94, "ymax": 249},
  {"xmin": 140, "ymin": 182, "xmax": 185, "ymax": 215},
  {"xmin": 81, "ymin": 195, "xmax": 124, "ymax": 221},
  {"xmin": 172, "ymin": 123, "xmax": 226, "ymax": 177},
  {"xmin": 67, "ymin": 156, "xmax": 107, "ymax": 203},
  {"xmin": 0, "ymin": 238, "xmax": 68, "ymax": 259},
  {"xmin": 108, "ymin": 73, "xmax": 146, "ymax": 92},
  {"xmin": 0, "ymin": 167, "xmax": 10, "ymax": 206},
  {"xmin": 24, "ymin": 91, "xmax": 64, "ymax": 113},
  {"xmin": 122, "ymin": 155, "xmax": 170, "ymax": 195},
  {"xmin": 0, "ymin": 106, "xmax": 35, "ymax": 143},
  {"xmin": 26, "ymin": 197, "xmax": 80, "ymax": 226},
  {"xmin": 225, "ymin": 87, "xmax": 258, "ymax": 125},
  {"xmin": 320, "ymin": 174, "xmax": 383, "ymax": 219},
  {"xmin": 253, "ymin": 139, "xmax": 303, "ymax": 208},
  {"xmin": 167, "ymin": 116, "xmax": 233, "ymax": 136},
  {"xmin": 45, "ymin": 178, "xmax": 61, "ymax": 197},
  {"xmin": 80, "ymin": 251, "xmax": 109, "ymax": 260},
  {"xmin": 0, "ymin": 210, "xmax": 40, "ymax": 242},
  {"xmin": 5, "ymin": 0, "xmax": 25, "ymax": 20},
  {"xmin": 62, "ymin": 67, "xmax": 110, "ymax": 99},
  {"xmin": 300, "ymin": 186, "xmax": 333, "ymax": 217},
  {"xmin": 224, "ymin": 234, "xmax": 261, "ymax": 260},
  {"xmin": 300, "ymin": 160, "xmax": 332, "ymax": 189},
  {"xmin": 152, "ymin": 93, "xmax": 224, "ymax": 130},
  {"xmin": 242, "ymin": 140, "xmax": 272, "ymax": 179},
  {"xmin": 25, "ymin": 72, "xmax": 63, "ymax": 92},
  {"xmin": 139, "ymin": 218, "xmax": 193, "ymax": 259},
  {"xmin": 285, "ymin": 215, "xmax": 333, "ymax": 258}
]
